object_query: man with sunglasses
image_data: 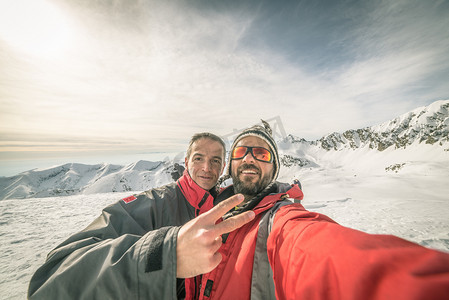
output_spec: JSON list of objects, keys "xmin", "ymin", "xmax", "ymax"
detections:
[{"xmin": 184, "ymin": 121, "xmax": 449, "ymax": 300}]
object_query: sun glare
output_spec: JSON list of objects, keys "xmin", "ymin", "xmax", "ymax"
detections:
[{"xmin": 0, "ymin": 0, "xmax": 75, "ymax": 59}]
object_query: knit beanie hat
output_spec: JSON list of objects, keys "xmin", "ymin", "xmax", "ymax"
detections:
[{"xmin": 225, "ymin": 119, "xmax": 280, "ymax": 181}]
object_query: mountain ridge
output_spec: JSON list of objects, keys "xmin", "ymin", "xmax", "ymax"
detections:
[
  {"xmin": 0, "ymin": 161, "xmax": 174, "ymax": 200},
  {"xmin": 1, "ymin": 100, "xmax": 448, "ymax": 200},
  {"xmin": 286, "ymin": 99, "xmax": 449, "ymax": 151}
]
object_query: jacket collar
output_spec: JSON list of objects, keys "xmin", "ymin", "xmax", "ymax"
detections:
[
  {"xmin": 218, "ymin": 182, "xmax": 303, "ymax": 216},
  {"xmin": 177, "ymin": 170, "xmax": 216, "ymax": 215},
  {"xmin": 253, "ymin": 182, "xmax": 303, "ymax": 214}
]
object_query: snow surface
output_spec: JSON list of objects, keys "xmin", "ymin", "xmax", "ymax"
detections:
[{"xmin": 1, "ymin": 143, "xmax": 449, "ymax": 299}]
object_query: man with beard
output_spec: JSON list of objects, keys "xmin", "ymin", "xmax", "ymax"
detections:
[{"xmin": 184, "ymin": 121, "xmax": 449, "ymax": 300}]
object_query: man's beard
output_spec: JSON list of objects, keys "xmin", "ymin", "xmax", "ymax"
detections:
[{"xmin": 232, "ymin": 164, "xmax": 272, "ymax": 197}]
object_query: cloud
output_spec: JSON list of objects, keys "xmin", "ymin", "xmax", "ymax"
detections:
[{"xmin": 1, "ymin": 0, "xmax": 448, "ymax": 159}]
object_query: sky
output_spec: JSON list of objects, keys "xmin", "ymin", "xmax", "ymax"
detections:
[{"xmin": 0, "ymin": 0, "xmax": 449, "ymax": 176}]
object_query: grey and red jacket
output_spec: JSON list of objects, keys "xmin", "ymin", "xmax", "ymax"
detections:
[
  {"xmin": 185, "ymin": 183, "xmax": 449, "ymax": 300},
  {"xmin": 28, "ymin": 171, "xmax": 216, "ymax": 300}
]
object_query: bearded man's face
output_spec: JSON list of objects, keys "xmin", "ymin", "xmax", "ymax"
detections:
[{"xmin": 231, "ymin": 136, "xmax": 274, "ymax": 199}]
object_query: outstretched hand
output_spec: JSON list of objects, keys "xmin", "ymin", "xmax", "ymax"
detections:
[{"xmin": 176, "ymin": 194, "xmax": 255, "ymax": 278}]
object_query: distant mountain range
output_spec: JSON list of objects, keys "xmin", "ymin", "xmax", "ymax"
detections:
[
  {"xmin": 1, "ymin": 100, "xmax": 448, "ymax": 200},
  {"xmin": 0, "ymin": 160, "xmax": 177, "ymax": 200},
  {"xmin": 286, "ymin": 99, "xmax": 449, "ymax": 151}
]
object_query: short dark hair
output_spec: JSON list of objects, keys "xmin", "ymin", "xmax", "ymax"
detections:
[{"xmin": 186, "ymin": 132, "xmax": 226, "ymax": 161}]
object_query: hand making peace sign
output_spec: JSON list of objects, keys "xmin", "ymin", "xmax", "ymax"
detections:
[{"xmin": 176, "ymin": 194, "xmax": 255, "ymax": 278}]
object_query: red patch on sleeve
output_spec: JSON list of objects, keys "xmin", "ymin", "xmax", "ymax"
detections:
[{"xmin": 122, "ymin": 195, "xmax": 137, "ymax": 204}]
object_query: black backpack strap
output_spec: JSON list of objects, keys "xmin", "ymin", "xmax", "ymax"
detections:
[{"xmin": 251, "ymin": 199, "xmax": 294, "ymax": 300}]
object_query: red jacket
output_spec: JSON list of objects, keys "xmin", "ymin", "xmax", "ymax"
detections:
[{"xmin": 185, "ymin": 182, "xmax": 449, "ymax": 299}]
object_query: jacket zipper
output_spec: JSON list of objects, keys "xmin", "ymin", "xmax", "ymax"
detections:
[
  {"xmin": 194, "ymin": 275, "xmax": 202, "ymax": 299},
  {"xmin": 195, "ymin": 192, "xmax": 210, "ymax": 217}
]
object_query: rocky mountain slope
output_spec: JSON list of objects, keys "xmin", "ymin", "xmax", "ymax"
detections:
[{"xmin": 305, "ymin": 100, "xmax": 448, "ymax": 151}]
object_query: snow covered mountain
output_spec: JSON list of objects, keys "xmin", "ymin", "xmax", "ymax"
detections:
[
  {"xmin": 0, "ymin": 160, "xmax": 180, "ymax": 200},
  {"xmin": 276, "ymin": 99, "xmax": 449, "ymax": 177},
  {"xmin": 0, "ymin": 100, "xmax": 448, "ymax": 201},
  {"xmin": 293, "ymin": 99, "xmax": 449, "ymax": 151}
]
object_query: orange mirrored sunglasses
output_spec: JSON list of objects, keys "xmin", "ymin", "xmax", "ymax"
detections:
[{"xmin": 231, "ymin": 146, "xmax": 273, "ymax": 163}]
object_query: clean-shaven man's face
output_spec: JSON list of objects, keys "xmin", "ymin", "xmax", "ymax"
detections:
[{"xmin": 185, "ymin": 138, "xmax": 225, "ymax": 190}]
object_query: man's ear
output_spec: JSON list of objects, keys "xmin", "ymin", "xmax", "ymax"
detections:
[{"xmin": 184, "ymin": 156, "xmax": 188, "ymax": 169}]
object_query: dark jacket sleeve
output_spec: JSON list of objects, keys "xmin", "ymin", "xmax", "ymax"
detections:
[
  {"xmin": 267, "ymin": 203, "xmax": 449, "ymax": 300},
  {"xmin": 28, "ymin": 190, "xmax": 184, "ymax": 300}
]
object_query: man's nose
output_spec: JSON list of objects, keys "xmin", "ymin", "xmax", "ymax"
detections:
[
  {"xmin": 242, "ymin": 150, "xmax": 256, "ymax": 163},
  {"xmin": 202, "ymin": 160, "xmax": 212, "ymax": 171}
]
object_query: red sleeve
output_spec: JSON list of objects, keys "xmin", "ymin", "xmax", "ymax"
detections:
[{"xmin": 267, "ymin": 204, "xmax": 449, "ymax": 300}]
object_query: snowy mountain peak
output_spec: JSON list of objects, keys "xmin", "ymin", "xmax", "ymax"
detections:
[
  {"xmin": 0, "ymin": 160, "xmax": 177, "ymax": 200},
  {"xmin": 316, "ymin": 100, "xmax": 449, "ymax": 151},
  {"xmin": 124, "ymin": 160, "xmax": 163, "ymax": 172}
]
